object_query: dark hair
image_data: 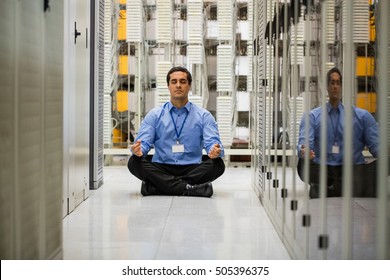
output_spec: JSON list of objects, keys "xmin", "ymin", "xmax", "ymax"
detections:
[
  {"xmin": 166, "ymin": 66, "xmax": 192, "ymax": 86},
  {"xmin": 327, "ymin": 67, "xmax": 342, "ymax": 86}
]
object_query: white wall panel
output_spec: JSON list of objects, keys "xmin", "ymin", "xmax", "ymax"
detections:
[
  {"xmin": 156, "ymin": 88, "xmax": 170, "ymax": 106},
  {"xmin": 237, "ymin": 91, "xmax": 250, "ymax": 111},
  {"xmin": 325, "ymin": 0, "xmax": 335, "ymax": 44},
  {"xmin": 266, "ymin": 45, "xmax": 274, "ymax": 91},
  {"xmin": 247, "ymin": 45, "xmax": 253, "ymax": 91},
  {"xmin": 217, "ymin": 45, "xmax": 234, "ymax": 92},
  {"xmin": 188, "ymin": 45, "xmax": 203, "ymax": 64},
  {"xmin": 126, "ymin": 0, "xmax": 143, "ymax": 42},
  {"xmin": 237, "ymin": 21, "xmax": 250, "ymax": 41},
  {"xmin": 247, "ymin": 0, "xmax": 253, "ymax": 42},
  {"xmin": 188, "ymin": 0, "xmax": 203, "ymax": 44},
  {"xmin": 157, "ymin": 61, "xmax": 172, "ymax": 88},
  {"xmin": 206, "ymin": 20, "xmax": 218, "ymax": 39},
  {"xmin": 342, "ymin": 0, "xmax": 369, "ymax": 44},
  {"xmin": 157, "ymin": 0, "xmax": 173, "ymax": 44},
  {"xmin": 217, "ymin": 96, "xmax": 233, "ymax": 146},
  {"xmin": 290, "ymin": 16, "xmax": 304, "ymax": 65},
  {"xmin": 265, "ymin": 96, "xmax": 273, "ymax": 148},
  {"xmin": 175, "ymin": 19, "xmax": 187, "ymax": 41},
  {"xmin": 218, "ymin": 0, "xmax": 235, "ymax": 41},
  {"xmin": 103, "ymin": 95, "xmax": 112, "ymax": 146},
  {"xmin": 146, "ymin": 19, "xmax": 157, "ymax": 41},
  {"xmin": 156, "ymin": 61, "xmax": 172, "ymax": 106},
  {"xmin": 187, "ymin": 0, "xmax": 204, "ymax": 65},
  {"xmin": 288, "ymin": 97, "xmax": 304, "ymax": 148},
  {"xmin": 104, "ymin": 0, "xmax": 112, "ymax": 42},
  {"xmin": 236, "ymin": 56, "xmax": 250, "ymax": 75},
  {"xmin": 189, "ymin": 95, "xmax": 203, "ymax": 108}
]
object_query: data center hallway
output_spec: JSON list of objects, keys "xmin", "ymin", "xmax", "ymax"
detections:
[{"xmin": 62, "ymin": 165, "xmax": 291, "ymax": 260}]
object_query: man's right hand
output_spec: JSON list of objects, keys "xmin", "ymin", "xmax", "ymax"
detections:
[
  {"xmin": 300, "ymin": 144, "xmax": 315, "ymax": 160},
  {"xmin": 130, "ymin": 140, "xmax": 143, "ymax": 157}
]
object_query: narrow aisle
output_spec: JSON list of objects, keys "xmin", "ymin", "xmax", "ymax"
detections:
[{"xmin": 63, "ymin": 166, "xmax": 290, "ymax": 260}]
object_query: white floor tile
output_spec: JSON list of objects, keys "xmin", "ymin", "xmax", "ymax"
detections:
[{"xmin": 62, "ymin": 165, "xmax": 291, "ymax": 260}]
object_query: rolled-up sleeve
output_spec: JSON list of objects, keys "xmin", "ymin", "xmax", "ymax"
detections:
[
  {"xmin": 135, "ymin": 113, "xmax": 156, "ymax": 156},
  {"xmin": 203, "ymin": 113, "xmax": 225, "ymax": 157},
  {"xmin": 363, "ymin": 113, "xmax": 379, "ymax": 158}
]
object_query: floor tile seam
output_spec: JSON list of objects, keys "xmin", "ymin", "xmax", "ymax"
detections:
[
  {"xmin": 352, "ymin": 199, "xmax": 376, "ymax": 217},
  {"xmin": 153, "ymin": 196, "xmax": 175, "ymax": 259}
]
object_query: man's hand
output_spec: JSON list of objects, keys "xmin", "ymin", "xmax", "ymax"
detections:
[
  {"xmin": 130, "ymin": 140, "xmax": 143, "ymax": 157},
  {"xmin": 300, "ymin": 144, "xmax": 315, "ymax": 160},
  {"xmin": 208, "ymin": 143, "xmax": 222, "ymax": 159}
]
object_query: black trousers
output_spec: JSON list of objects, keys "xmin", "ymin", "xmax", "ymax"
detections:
[
  {"xmin": 297, "ymin": 158, "xmax": 378, "ymax": 197},
  {"xmin": 128, "ymin": 155, "xmax": 225, "ymax": 195}
]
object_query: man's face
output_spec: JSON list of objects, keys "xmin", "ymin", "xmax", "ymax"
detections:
[
  {"xmin": 327, "ymin": 72, "xmax": 342, "ymax": 103},
  {"xmin": 168, "ymin": 71, "xmax": 191, "ymax": 101}
]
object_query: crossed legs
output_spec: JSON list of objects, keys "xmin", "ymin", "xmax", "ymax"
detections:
[
  {"xmin": 127, "ymin": 155, "xmax": 225, "ymax": 196},
  {"xmin": 297, "ymin": 158, "xmax": 378, "ymax": 198}
]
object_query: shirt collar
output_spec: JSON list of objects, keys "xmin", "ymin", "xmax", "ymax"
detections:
[
  {"xmin": 326, "ymin": 102, "xmax": 343, "ymax": 113},
  {"xmin": 168, "ymin": 101, "xmax": 191, "ymax": 113}
]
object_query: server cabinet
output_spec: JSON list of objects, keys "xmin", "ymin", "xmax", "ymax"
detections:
[
  {"xmin": 63, "ymin": 0, "xmax": 91, "ymax": 215},
  {"xmin": 0, "ymin": 0, "xmax": 64, "ymax": 259},
  {"xmin": 89, "ymin": 0, "xmax": 105, "ymax": 190},
  {"xmin": 252, "ymin": 0, "xmax": 390, "ymax": 260}
]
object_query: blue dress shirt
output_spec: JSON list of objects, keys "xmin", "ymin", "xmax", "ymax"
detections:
[
  {"xmin": 135, "ymin": 101, "xmax": 225, "ymax": 165},
  {"xmin": 298, "ymin": 102, "xmax": 379, "ymax": 165}
]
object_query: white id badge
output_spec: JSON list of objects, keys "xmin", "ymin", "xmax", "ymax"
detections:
[
  {"xmin": 172, "ymin": 144, "xmax": 184, "ymax": 153},
  {"xmin": 332, "ymin": 144, "xmax": 340, "ymax": 154}
]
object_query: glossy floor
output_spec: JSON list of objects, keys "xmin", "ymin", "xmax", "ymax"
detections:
[{"xmin": 62, "ymin": 165, "xmax": 291, "ymax": 260}]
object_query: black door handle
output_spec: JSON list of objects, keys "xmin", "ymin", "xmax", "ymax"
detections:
[
  {"xmin": 74, "ymin": 22, "xmax": 81, "ymax": 44},
  {"xmin": 44, "ymin": 0, "xmax": 50, "ymax": 12}
]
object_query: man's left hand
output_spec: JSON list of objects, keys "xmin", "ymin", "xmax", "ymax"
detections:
[{"xmin": 208, "ymin": 143, "xmax": 221, "ymax": 159}]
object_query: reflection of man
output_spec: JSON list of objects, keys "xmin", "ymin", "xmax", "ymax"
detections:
[
  {"xmin": 128, "ymin": 66, "xmax": 225, "ymax": 197},
  {"xmin": 297, "ymin": 67, "xmax": 379, "ymax": 198}
]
